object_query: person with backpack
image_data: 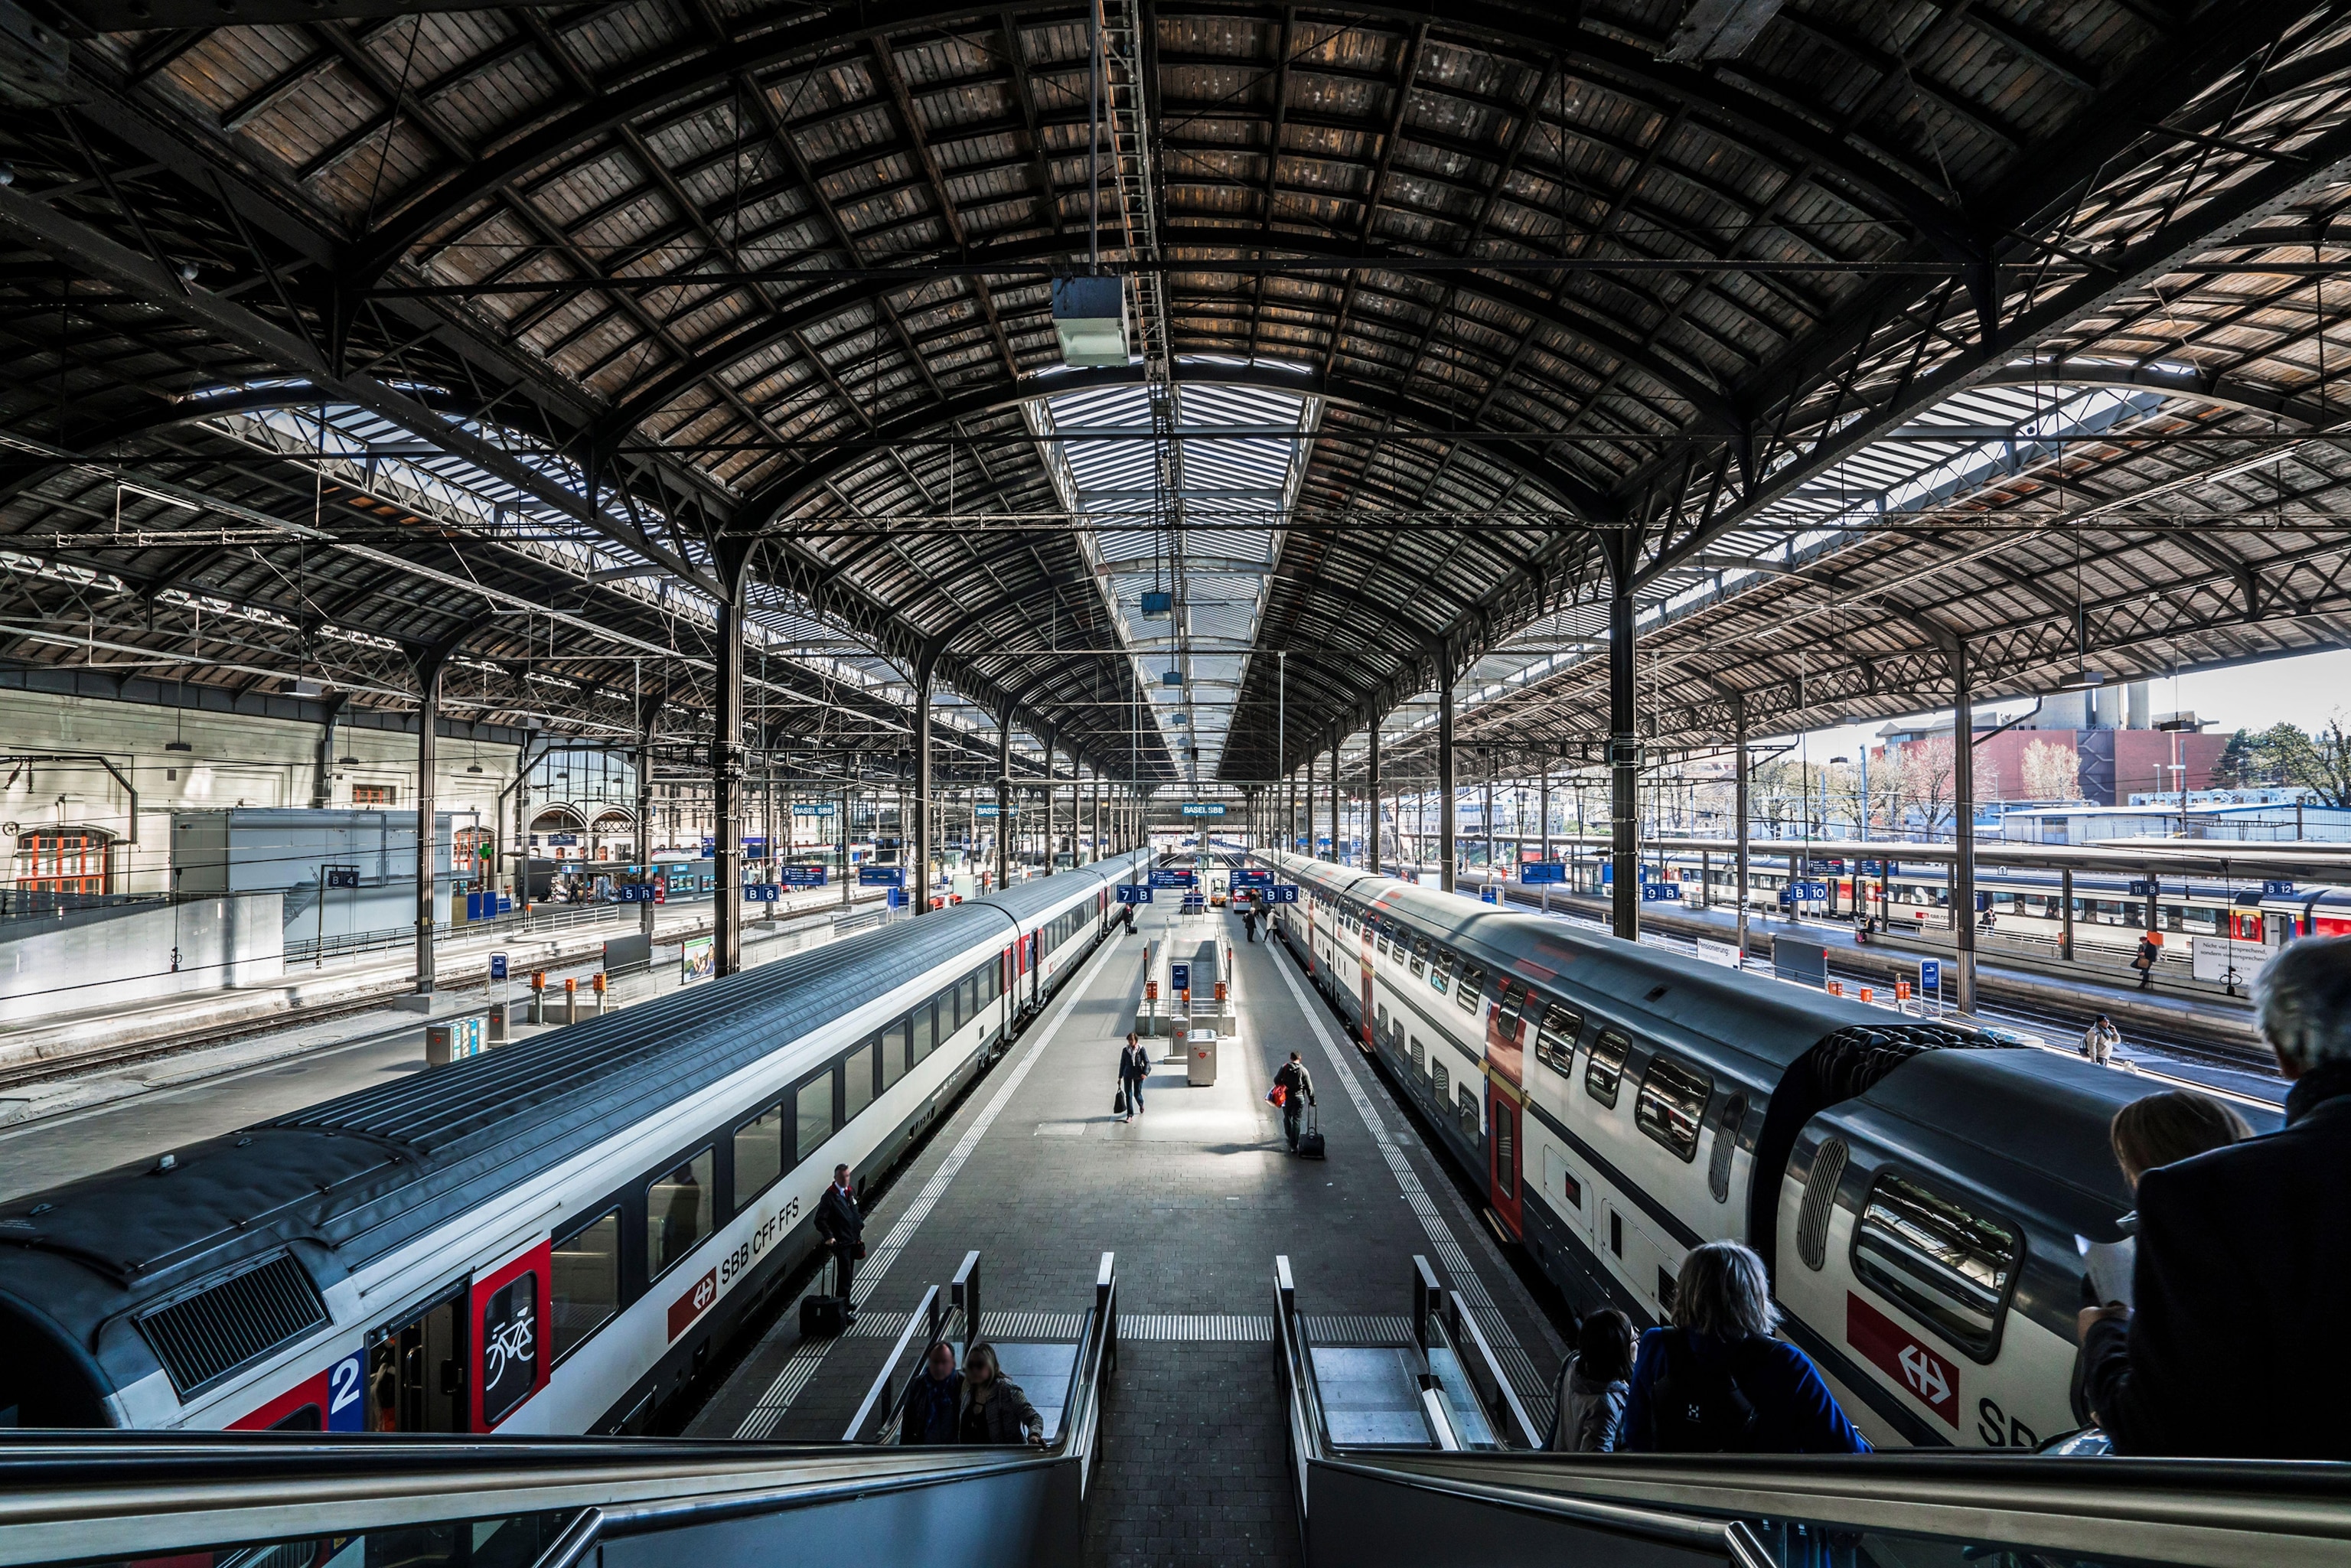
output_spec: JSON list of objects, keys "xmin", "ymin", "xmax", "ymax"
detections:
[
  {"xmin": 1621, "ymin": 1240, "xmax": 1870, "ymax": 1454},
  {"xmin": 1272, "ymin": 1051, "xmax": 1315, "ymax": 1152},
  {"xmin": 1546, "ymin": 1309, "xmax": 1634, "ymax": 1452},
  {"xmin": 2080, "ymin": 1014, "xmax": 2121, "ymax": 1066}
]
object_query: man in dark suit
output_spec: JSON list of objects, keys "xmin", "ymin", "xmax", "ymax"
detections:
[
  {"xmin": 815, "ymin": 1162, "xmax": 864, "ymax": 1320},
  {"xmin": 2080, "ymin": 934, "xmax": 2351, "ymax": 1458}
]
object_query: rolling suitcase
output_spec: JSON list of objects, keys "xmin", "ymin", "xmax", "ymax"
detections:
[
  {"xmin": 1296, "ymin": 1103, "xmax": 1326, "ymax": 1160},
  {"xmin": 801, "ymin": 1293, "xmax": 849, "ymax": 1338}
]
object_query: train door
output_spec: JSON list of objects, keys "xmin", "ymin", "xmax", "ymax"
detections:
[
  {"xmin": 367, "ymin": 1284, "xmax": 468, "ymax": 1433},
  {"xmin": 1487, "ymin": 1079, "xmax": 1524, "ymax": 1238},
  {"xmin": 1358, "ymin": 911, "xmax": 1377, "ymax": 1048}
]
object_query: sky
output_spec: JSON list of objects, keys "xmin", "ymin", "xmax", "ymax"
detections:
[{"xmin": 1762, "ymin": 646, "xmax": 2351, "ymax": 758}]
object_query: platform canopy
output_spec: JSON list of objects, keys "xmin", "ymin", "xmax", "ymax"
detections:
[{"xmin": 0, "ymin": 0, "xmax": 2348, "ymax": 782}]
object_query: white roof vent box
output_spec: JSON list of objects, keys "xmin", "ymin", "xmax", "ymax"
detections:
[{"xmin": 1052, "ymin": 276, "xmax": 1130, "ymax": 368}]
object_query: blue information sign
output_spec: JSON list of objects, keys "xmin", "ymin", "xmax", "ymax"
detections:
[
  {"xmin": 859, "ymin": 865, "xmax": 905, "ymax": 887},
  {"xmin": 1179, "ymin": 802, "xmax": 1228, "ymax": 817},
  {"xmin": 325, "ymin": 864, "xmax": 360, "ymax": 889},
  {"xmin": 746, "ymin": 883, "xmax": 783, "ymax": 902},
  {"xmin": 779, "ymin": 865, "xmax": 827, "ymax": 888},
  {"xmin": 1170, "ymin": 961, "xmax": 1191, "ymax": 992},
  {"xmin": 490, "ymin": 953, "xmax": 507, "ymax": 981},
  {"xmin": 1920, "ymin": 959, "xmax": 1942, "ymax": 994},
  {"xmin": 1116, "ymin": 884, "xmax": 1153, "ymax": 904},
  {"xmin": 1640, "ymin": 883, "xmax": 1683, "ymax": 901},
  {"xmin": 1231, "ymin": 868, "xmax": 1271, "ymax": 888},
  {"xmin": 1149, "ymin": 867, "xmax": 1197, "ymax": 888},
  {"xmin": 2264, "ymin": 879, "xmax": 2297, "ymax": 898},
  {"xmin": 1264, "ymin": 885, "xmax": 1299, "ymax": 904},
  {"xmin": 1518, "ymin": 861, "xmax": 1566, "ymax": 885}
]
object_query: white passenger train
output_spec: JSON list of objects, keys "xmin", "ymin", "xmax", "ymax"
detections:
[
  {"xmin": 1269, "ymin": 850, "xmax": 2278, "ymax": 1450},
  {"xmin": 0, "ymin": 855, "xmax": 1146, "ymax": 1436}
]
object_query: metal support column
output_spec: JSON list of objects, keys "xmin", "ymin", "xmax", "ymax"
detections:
[
  {"xmin": 2060, "ymin": 866, "xmax": 2075, "ymax": 961},
  {"xmin": 1306, "ymin": 749, "xmax": 1318, "ymax": 861},
  {"xmin": 637, "ymin": 696, "xmax": 658, "ymax": 942},
  {"xmin": 713, "ymin": 591, "xmax": 746, "ymax": 976},
  {"xmin": 1608, "ymin": 559, "xmax": 1639, "ymax": 940},
  {"xmin": 1367, "ymin": 721, "xmax": 1381, "ymax": 874},
  {"xmin": 1328, "ymin": 742, "xmax": 1341, "ymax": 864},
  {"xmin": 413, "ymin": 657, "xmax": 442, "ymax": 996},
  {"xmin": 914, "ymin": 662, "xmax": 934, "ymax": 914},
  {"xmin": 996, "ymin": 709, "xmax": 1012, "ymax": 892},
  {"xmin": 1952, "ymin": 639, "xmax": 1978, "ymax": 1012},
  {"xmin": 1042, "ymin": 731, "xmax": 1057, "ymax": 876},
  {"xmin": 1736, "ymin": 696, "xmax": 1751, "ymax": 967},
  {"xmin": 1438, "ymin": 673, "xmax": 1457, "ymax": 894}
]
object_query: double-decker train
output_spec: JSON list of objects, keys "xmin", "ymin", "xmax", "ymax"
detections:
[
  {"xmin": 0, "ymin": 854, "xmax": 1146, "ymax": 1436},
  {"xmin": 1268, "ymin": 849, "xmax": 2279, "ymax": 1451}
]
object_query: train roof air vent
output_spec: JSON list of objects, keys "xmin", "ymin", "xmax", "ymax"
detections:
[
  {"xmin": 1796, "ymin": 1138, "xmax": 1848, "ymax": 1271},
  {"xmin": 135, "ymin": 1249, "xmax": 328, "ymax": 1399}
]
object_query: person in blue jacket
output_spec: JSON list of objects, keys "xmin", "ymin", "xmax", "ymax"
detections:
[{"xmin": 1621, "ymin": 1240, "xmax": 1870, "ymax": 1454}]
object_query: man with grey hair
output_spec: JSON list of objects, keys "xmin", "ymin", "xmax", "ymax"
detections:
[{"xmin": 2079, "ymin": 934, "xmax": 2351, "ymax": 1458}]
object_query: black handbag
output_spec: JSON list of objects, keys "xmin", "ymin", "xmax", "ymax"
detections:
[{"xmin": 1114, "ymin": 1087, "xmax": 1128, "ymax": 1115}]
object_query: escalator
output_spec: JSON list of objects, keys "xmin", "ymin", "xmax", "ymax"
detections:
[
  {"xmin": 1273, "ymin": 1254, "xmax": 2349, "ymax": 1568},
  {"xmin": 0, "ymin": 1260, "xmax": 1121, "ymax": 1568}
]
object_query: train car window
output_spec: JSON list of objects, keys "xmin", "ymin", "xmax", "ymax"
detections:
[
  {"xmin": 1534, "ymin": 1004, "xmax": 1582, "ymax": 1076},
  {"xmin": 1707, "ymin": 1096, "xmax": 1746, "ymax": 1204},
  {"xmin": 733, "ymin": 1102, "xmax": 787, "ymax": 1201},
  {"xmin": 1635, "ymin": 1055, "xmax": 1711, "ymax": 1162},
  {"xmin": 1457, "ymin": 1084, "xmax": 1479, "ymax": 1136},
  {"xmin": 910, "ymin": 1002, "xmax": 935, "ymax": 1064},
  {"xmin": 1455, "ymin": 962, "xmax": 1485, "ymax": 1015},
  {"xmin": 1585, "ymin": 1029, "xmax": 1629, "ymax": 1110},
  {"xmin": 1410, "ymin": 1037, "xmax": 1427, "ymax": 1080},
  {"xmin": 1494, "ymin": 983, "xmax": 1524, "ymax": 1038},
  {"xmin": 1431, "ymin": 947, "xmax": 1456, "ymax": 995},
  {"xmin": 1409, "ymin": 937, "xmax": 1428, "ymax": 978},
  {"xmin": 1852, "ymin": 1172, "xmax": 2021, "ymax": 1359},
  {"xmin": 795, "ymin": 1068, "xmax": 839, "ymax": 1166},
  {"xmin": 646, "ymin": 1148, "xmax": 714, "ymax": 1280},
  {"xmin": 1374, "ymin": 922, "xmax": 1391, "ymax": 957},
  {"xmin": 879, "ymin": 1018, "xmax": 909, "ymax": 1090},
  {"xmin": 844, "ymin": 1040, "xmax": 876, "ymax": 1121},
  {"xmin": 964, "ymin": 970, "xmax": 984, "ymax": 1023},
  {"xmin": 551, "ymin": 1208, "xmax": 622, "ymax": 1361},
  {"xmin": 1432, "ymin": 1058, "xmax": 1449, "ymax": 1105}
]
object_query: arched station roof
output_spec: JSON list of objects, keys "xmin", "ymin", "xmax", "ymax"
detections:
[{"xmin": 0, "ymin": 0, "xmax": 2346, "ymax": 783}]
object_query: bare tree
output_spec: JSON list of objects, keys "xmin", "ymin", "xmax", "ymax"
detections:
[
  {"xmin": 2020, "ymin": 738, "xmax": 2082, "ymax": 800},
  {"xmin": 1887, "ymin": 735, "xmax": 1958, "ymax": 839}
]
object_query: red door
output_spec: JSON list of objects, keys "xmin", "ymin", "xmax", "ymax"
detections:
[{"xmin": 1488, "ymin": 1085, "xmax": 1523, "ymax": 1237}]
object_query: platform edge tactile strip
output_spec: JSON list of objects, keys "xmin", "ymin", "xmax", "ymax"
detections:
[{"xmin": 1120, "ymin": 1313, "xmax": 1276, "ymax": 1343}]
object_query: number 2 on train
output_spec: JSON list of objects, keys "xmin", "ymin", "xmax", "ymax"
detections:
[{"xmin": 327, "ymin": 1351, "xmax": 365, "ymax": 1432}]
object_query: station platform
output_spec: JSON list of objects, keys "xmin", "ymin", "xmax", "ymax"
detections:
[
  {"xmin": 0, "ymin": 890, "xmax": 887, "ymax": 1201},
  {"xmin": 683, "ymin": 892, "xmax": 1567, "ymax": 1563}
]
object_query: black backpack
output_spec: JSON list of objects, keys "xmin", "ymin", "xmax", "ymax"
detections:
[{"xmin": 1650, "ymin": 1331, "xmax": 1760, "ymax": 1452}]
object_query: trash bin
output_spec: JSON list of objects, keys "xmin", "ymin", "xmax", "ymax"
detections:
[{"xmin": 1188, "ymin": 1026, "xmax": 1218, "ymax": 1086}]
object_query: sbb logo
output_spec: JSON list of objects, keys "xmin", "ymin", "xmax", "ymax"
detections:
[{"xmin": 667, "ymin": 1268, "xmax": 720, "ymax": 1341}]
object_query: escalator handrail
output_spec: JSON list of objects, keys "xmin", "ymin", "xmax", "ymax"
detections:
[
  {"xmin": 1310, "ymin": 1456, "xmax": 1736, "ymax": 1556},
  {"xmin": 0, "ymin": 1263, "xmax": 1126, "ymax": 1568},
  {"xmin": 1343, "ymin": 1449, "xmax": 2351, "ymax": 1563}
]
